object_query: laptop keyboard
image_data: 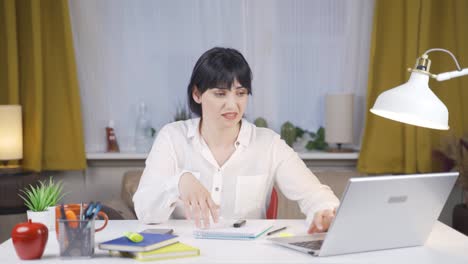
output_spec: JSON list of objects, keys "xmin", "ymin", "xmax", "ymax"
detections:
[{"xmin": 290, "ymin": 240, "xmax": 324, "ymax": 250}]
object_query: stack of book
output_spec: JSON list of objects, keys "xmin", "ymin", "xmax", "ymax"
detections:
[{"xmin": 98, "ymin": 233, "xmax": 199, "ymax": 261}]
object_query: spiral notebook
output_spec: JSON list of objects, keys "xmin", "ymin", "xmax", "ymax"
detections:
[{"xmin": 193, "ymin": 221, "xmax": 273, "ymax": 240}]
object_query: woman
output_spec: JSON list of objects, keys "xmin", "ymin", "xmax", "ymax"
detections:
[{"xmin": 133, "ymin": 47, "xmax": 339, "ymax": 234}]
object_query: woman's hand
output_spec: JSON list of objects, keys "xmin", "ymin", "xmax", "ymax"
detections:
[
  {"xmin": 307, "ymin": 208, "xmax": 336, "ymax": 234},
  {"xmin": 178, "ymin": 172, "xmax": 220, "ymax": 228}
]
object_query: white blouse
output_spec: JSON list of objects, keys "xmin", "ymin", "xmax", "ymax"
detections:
[{"xmin": 133, "ymin": 118, "xmax": 339, "ymax": 225}]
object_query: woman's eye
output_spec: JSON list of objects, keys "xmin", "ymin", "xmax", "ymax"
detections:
[
  {"xmin": 237, "ymin": 91, "xmax": 247, "ymax": 96},
  {"xmin": 215, "ymin": 92, "xmax": 226, "ymax": 97}
]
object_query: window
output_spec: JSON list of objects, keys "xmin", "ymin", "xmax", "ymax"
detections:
[{"xmin": 69, "ymin": 0, "xmax": 375, "ymax": 152}]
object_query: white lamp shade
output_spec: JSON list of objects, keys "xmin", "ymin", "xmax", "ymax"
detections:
[
  {"xmin": 370, "ymin": 72, "xmax": 449, "ymax": 130},
  {"xmin": 0, "ymin": 105, "xmax": 23, "ymax": 160},
  {"xmin": 325, "ymin": 93, "xmax": 354, "ymax": 144}
]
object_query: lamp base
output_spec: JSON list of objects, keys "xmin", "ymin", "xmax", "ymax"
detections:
[
  {"xmin": 0, "ymin": 164, "xmax": 22, "ymax": 174},
  {"xmin": 326, "ymin": 143, "xmax": 355, "ymax": 153},
  {"xmin": 326, "ymin": 147, "xmax": 355, "ymax": 153}
]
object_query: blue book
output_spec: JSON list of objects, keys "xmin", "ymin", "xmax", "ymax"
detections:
[{"xmin": 98, "ymin": 233, "xmax": 178, "ymax": 252}]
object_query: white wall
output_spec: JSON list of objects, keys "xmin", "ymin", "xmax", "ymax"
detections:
[{"xmin": 69, "ymin": 0, "xmax": 375, "ymax": 153}]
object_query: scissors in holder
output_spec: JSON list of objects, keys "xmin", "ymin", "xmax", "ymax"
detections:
[{"xmin": 84, "ymin": 202, "xmax": 103, "ymax": 220}]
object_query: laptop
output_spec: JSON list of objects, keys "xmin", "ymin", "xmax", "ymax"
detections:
[{"xmin": 268, "ymin": 172, "xmax": 459, "ymax": 257}]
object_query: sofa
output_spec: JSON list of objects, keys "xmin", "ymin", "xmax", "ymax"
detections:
[{"xmin": 113, "ymin": 169, "xmax": 359, "ymax": 220}]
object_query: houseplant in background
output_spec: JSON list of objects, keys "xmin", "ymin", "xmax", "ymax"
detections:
[
  {"xmin": 305, "ymin": 127, "xmax": 328, "ymax": 151},
  {"xmin": 292, "ymin": 125, "xmax": 328, "ymax": 151},
  {"xmin": 432, "ymin": 136, "xmax": 468, "ymax": 235},
  {"xmin": 281, "ymin": 121, "xmax": 328, "ymax": 151},
  {"xmin": 18, "ymin": 177, "xmax": 66, "ymax": 230},
  {"xmin": 254, "ymin": 117, "xmax": 268, "ymax": 128},
  {"xmin": 280, "ymin": 122, "xmax": 297, "ymax": 147}
]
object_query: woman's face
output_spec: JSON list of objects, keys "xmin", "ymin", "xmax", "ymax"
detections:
[{"xmin": 193, "ymin": 79, "xmax": 249, "ymax": 129}]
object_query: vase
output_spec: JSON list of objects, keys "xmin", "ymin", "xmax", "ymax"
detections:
[{"xmin": 27, "ymin": 210, "xmax": 51, "ymax": 229}]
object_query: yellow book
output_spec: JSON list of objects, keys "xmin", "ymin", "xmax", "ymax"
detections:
[{"xmin": 110, "ymin": 242, "xmax": 200, "ymax": 261}]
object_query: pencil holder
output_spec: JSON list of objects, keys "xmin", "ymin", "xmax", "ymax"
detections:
[{"xmin": 58, "ymin": 219, "xmax": 95, "ymax": 258}]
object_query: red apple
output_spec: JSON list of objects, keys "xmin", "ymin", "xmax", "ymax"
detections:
[{"xmin": 11, "ymin": 219, "xmax": 48, "ymax": 260}]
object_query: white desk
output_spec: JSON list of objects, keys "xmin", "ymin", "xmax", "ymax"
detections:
[{"xmin": 1, "ymin": 220, "xmax": 468, "ymax": 263}]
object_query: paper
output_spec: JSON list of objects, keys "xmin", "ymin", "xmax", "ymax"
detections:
[{"xmin": 193, "ymin": 220, "xmax": 273, "ymax": 240}]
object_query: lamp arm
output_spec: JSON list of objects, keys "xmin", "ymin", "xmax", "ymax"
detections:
[
  {"xmin": 436, "ymin": 68, "xmax": 468, "ymax": 81},
  {"xmin": 423, "ymin": 48, "xmax": 462, "ymax": 71}
]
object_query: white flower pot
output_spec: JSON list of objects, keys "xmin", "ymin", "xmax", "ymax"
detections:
[
  {"xmin": 47, "ymin": 206, "xmax": 56, "ymax": 231},
  {"xmin": 27, "ymin": 210, "xmax": 51, "ymax": 230}
]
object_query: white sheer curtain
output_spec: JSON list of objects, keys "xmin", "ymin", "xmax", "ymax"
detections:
[{"xmin": 69, "ymin": 0, "xmax": 374, "ymax": 153}]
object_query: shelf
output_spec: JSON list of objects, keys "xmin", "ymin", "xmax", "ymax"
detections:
[
  {"xmin": 298, "ymin": 151, "xmax": 359, "ymax": 160},
  {"xmin": 86, "ymin": 152, "xmax": 147, "ymax": 160},
  {"xmin": 86, "ymin": 151, "xmax": 359, "ymax": 161}
]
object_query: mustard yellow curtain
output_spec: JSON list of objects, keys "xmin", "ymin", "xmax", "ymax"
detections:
[
  {"xmin": 358, "ymin": 0, "xmax": 468, "ymax": 174},
  {"xmin": 0, "ymin": 0, "xmax": 86, "ymax": 171}
]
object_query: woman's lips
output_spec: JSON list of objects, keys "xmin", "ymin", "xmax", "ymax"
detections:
[{"xmin": 222, "ymin": 113, "xmax": 238, "ymax": 120}]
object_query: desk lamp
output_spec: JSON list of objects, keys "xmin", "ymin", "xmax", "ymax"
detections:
[
  {"xmin": 370, "ymin": 48, "xmax": 468, "ymax": 130},
  {"xmin": 0, "ymin": 105, "xmax": 23, "ymax": 168}
]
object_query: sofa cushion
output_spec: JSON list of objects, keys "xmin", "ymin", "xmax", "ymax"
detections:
[
  {"xmin": 102, "ymin": 199, "xmax": 138, "ymax": 220},
  {"xmin": 121, "ymin": 170, "xmax": 143, "ymax": 212}
]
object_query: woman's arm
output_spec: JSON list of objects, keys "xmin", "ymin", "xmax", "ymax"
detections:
[
  {"xmin": 133, "ymin": 127, "xmax": 181, "ymax": 224},
  {"xmin": 273, "ymin": 135, "xmax": 340, "ymax": 228}
]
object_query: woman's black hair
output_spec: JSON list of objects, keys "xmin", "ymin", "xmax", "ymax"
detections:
[{"xmin": 187, "ymin": 47, "xmax": 253, "ymax": 117}]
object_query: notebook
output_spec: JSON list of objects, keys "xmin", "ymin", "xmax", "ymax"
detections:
[
  {"xmin": 98, "ymin": 233, "xmax": 178, "ymax": 252},
  {"xmin": 109, "ymin": 242, "xmax": 200, "ymax": 261},
  {"xmin": 193, "ymin": 221, "xmax": 273, "ymax": 240}
]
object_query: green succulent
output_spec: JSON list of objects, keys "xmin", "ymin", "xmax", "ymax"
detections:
[
  {"xmin": 295, "ymin": 127, "xmax": 305, "ymax": 139},
  {"xmin": 254, "ymin": 117, "xmax": 268, "ymax": 128},
  {"xmin": 281, "ymin": 121, "xmax": 297, "ymax": 147},
  {"xmin": 18, "ymin": 177, "xmax": 67, "ymax": 212},
  {"xmin": 305, "ymin": 126, "xmax": 328, "ymax": 151},
  {"xmin": 279, "ymin": 122, "xmax": 328, "ymax": 150}
]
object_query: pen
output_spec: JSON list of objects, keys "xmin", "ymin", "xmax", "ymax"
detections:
[
  {"xmin": 233, "ymin": 219, "xmax": 246, "ymax": 228},
  {"xmin": 80, "ymin": 202, "xmax": 83, "ymax": 220},
  {"xmin": 267, "ymin": 226, "xmax": 287, "ymax": 236},
  {"xmin": 79, "ymin": 202, "xmax": 83, "ymax": 228}
]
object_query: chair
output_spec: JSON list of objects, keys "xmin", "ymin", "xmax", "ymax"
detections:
[{"xmin": 266, "ymin": 187, "xmax": 278, "ymax": 219}]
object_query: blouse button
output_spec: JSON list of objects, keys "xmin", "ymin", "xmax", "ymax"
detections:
[
  {"xmin": 235, "ymin": 141, "xmax": 240, "ymax": 146},
  {"xmin": 215, "ymin": 187, "xmax": 220, "ymax": 191}
]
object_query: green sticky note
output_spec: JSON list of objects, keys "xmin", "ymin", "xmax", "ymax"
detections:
[{"xmin": 278, "ymin": 232, "xmax": 294, "ymax": 237}]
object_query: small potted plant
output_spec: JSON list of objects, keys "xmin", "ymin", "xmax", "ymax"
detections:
[
  {"xmin": 254, "ymin": 117, "xmax": 268, "ymax": 128},
  {"xmin": 18, "ymin": 177, "xmax": 66, "ymax": 230},
  {"xmin": 282, "ymin": 123, "xmax": 329, "ymax": 151}
]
